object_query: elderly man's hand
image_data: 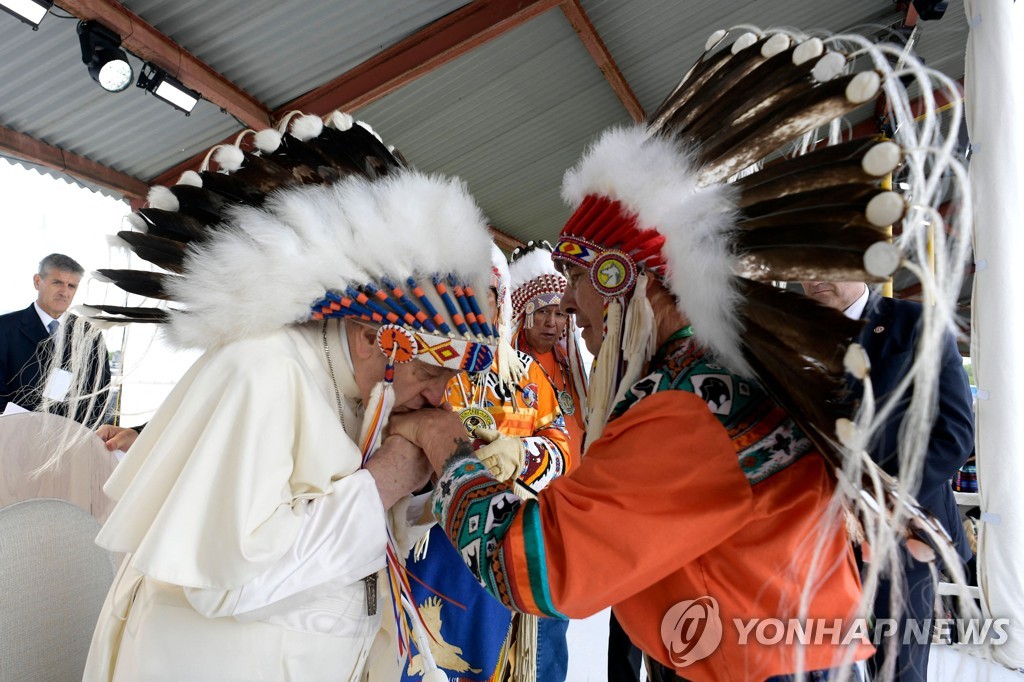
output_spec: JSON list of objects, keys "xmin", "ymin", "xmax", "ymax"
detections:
[
  {"xmin": 387, "ymin": 408, "xmax": 470, "ymax": 473},
  {"xmin": 366, "ymin": 435, "xmax": 433, "ymax": 509},
  {"xmin": 95, "ymin": 424, "xmax": 140, "ymax": 452}
]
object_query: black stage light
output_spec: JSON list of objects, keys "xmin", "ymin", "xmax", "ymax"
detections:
[
  {"xmin": 78, "ymin": 20, "xmax": 133, "ymax": 92},
  {"xmin": 137, "ymin": 62, "xmax": 201, "ymax": 115}
]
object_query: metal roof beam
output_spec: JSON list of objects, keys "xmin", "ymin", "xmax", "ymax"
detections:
[
  {"xmin": 0, "ymin": 125, "xmax": 148, "ymax": 200},
  {"xmin": 559, "ymin": 0, "xmax": 644, "ymax": 123},
  {"xmin": 277, "ymin": 0, "xmax": 563, "ymax": 116},
  {"xmin": 57, "ymin": 0, "xmax": 272, "ymax": 130},
  {"xmin": 489, "ymin": 225, "xmax": 525, "ymax": 251}
]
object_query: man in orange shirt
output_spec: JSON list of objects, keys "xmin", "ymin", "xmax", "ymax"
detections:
[
  {"xmin": 388, "ymin": 26, "xmax": 966, "ymax": 682},
  {"xmin": 508, "ymin": 241, "xmax": 588, "ymax": 460},
  {"xmin": 393, "ymin": 259, "xmax": 872, "ymax": 681}
]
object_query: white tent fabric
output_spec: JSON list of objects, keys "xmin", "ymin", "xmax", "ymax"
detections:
[{"xmin": 965, "ymin": 0, "xmax": 1024, "ymax": 671}]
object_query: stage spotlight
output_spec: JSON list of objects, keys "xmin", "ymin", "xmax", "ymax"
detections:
[
  {"xmin": 78, "ymin": 20, "xmax": 133, "ymax": 92},
  {"xmin": 137, "ymin": 62, "xmax": 201, "ymax": 115},
  {"xmin": 0, "ymin": 0, "xmax": 52, "ymax": 28}
]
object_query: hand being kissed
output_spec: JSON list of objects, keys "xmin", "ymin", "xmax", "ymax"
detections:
[{"xmin": 387, "ymin": 408, "xmax": 470, "ymax": 473}]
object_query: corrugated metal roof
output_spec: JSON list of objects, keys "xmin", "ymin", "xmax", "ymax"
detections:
[
  {"xmin": 356, "ymin": 8, "xmax": 632, "ymax": 243},
  {"xmin": 119, "ymin": 0, "xmax": 471, "ymax": 108},
  {"xmin": 0, "ymin": 0, "xmax": 470, "ymax": 183},
  {"xmin": 1, "ymin": 0, "xmax": 971, "ymax": 242},
  {"xmin": 0, "ymin": 10, "xmax": 240, "ymax": 180},
  {"xmin": 582, "ymin": 0, "xmax": 909, "ymax": 116},
  {"xmin": 0, "ymin": 155, "xmax": 127, "ymax": 200}
]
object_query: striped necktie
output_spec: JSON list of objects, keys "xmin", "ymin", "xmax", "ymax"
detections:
[{"xmin": 47, "ymin": 319, "xmax": 59, "ymax": 336}]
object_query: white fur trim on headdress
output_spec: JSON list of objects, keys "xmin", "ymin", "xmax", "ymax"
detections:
[
  {"xmin": 165, "ymin": 170, "xmax": 495, "ymax": 349},
  {"xmin": 508, "ymin": 246, "xmax": 567, "ymax": 330}
]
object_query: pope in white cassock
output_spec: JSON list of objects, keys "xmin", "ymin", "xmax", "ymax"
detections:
[{"xmin": 77, "ymin": 111, "xmax": 501, "ymax": 681}]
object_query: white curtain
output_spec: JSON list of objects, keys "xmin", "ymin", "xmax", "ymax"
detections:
[{"xmin": 965, "ymin": 0, "xmax": 1024, "ymax": 670}]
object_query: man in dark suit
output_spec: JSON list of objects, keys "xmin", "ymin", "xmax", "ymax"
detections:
[
  {"xmin": 801, "ymin": 280, "xmax": 975, "ymax": 681},
  {"xmin": 0, "ymin": 253, "xmax": 111, "ymax": 424}
]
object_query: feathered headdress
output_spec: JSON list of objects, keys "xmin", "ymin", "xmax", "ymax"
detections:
[
  {"xmin": 82, "ymin": 110, "xmax": 500, "ymax": 679},
  {"xmin": 508, "ymin": 241, "xmax": 588, "ymax": 408},
  {"xmin": 553, "ymin": 25, "xmax": 974, "ymax": 647},
  {"xmin": 90, "ymin": 111, "xmax": 498, "ymax": 374},
  {"xmin": 509, "ymin": 241, "xmax": 566, "ymax": 330}
]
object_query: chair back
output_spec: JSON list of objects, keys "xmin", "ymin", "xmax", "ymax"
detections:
[
  {"xmin": 0, "ymin": 498, "xmax": 116, "ymax": 682},
  {"xmin": 0, "ymin": 412, "xmax": 119, "ymax": 522}
]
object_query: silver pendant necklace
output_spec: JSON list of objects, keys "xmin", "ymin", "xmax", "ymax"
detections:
[
  {"xmin": 322, "ymin": 321, "xmax": 347, "ymax": 431},
  {"xmin": 557, "ymin": 388, "xmax": 576, "ymax": 416},
  {"xmin": 530, "ymin": 343, "xmax": 576, "ymax": 416}
]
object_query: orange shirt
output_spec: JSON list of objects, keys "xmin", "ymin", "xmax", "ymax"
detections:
[
  {"xmin": 433, "ymin": 346, "xmax": 872, "ymax": 681},
  {"xmin": 537, "ymin": 391, "xmax": 871, "ymax": 679},
  {"xmin": 533, "ymin": 349, "xmax": 584, "ymax": 463}
]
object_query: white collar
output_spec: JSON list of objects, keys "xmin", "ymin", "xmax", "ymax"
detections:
[
  {"xmin": 842, "ymin": 285, "xmax": 870, "ymax": 320},
  {"xmin": 33, "ymin": 302, "xmax": 67, "ymax": 330}
]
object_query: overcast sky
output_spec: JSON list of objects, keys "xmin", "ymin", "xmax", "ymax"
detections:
[
  {"xmin": 1, "ymin": 157, "xmax": 130, "ymax": 315},
  {"xmin": 1, "ymin": 157, "xmax": 199, "ymax": 422}
]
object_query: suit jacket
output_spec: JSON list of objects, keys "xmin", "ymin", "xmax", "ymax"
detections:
[
  {"xmin": 858, "ymin": 291, "xmax": 975, "ymax": 561},
  {"xmin": 0, "ymin": 303, "xmax": 111, "ymax": 424}
]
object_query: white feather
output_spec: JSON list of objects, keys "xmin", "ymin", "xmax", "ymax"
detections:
[
  {"xmin": 658, "ymin": 185, "xmax": 746, "ymax": 374},
  {"xmin": 356, "ymin": 120, "xmax": 383, "ymax": 142},
  {"xmin": 177, "ymin": 170, "xmax": 203, "ymax": 187},
  {"xmin": 213, "ymin": 145, "xmax": 245, "ymax": 172},
  {"xmin": 862, "ymin": 142, "xmax": 902, "ymax": 176},
  {"xmin": 562, "ymin": 127, "xmax": 701, "ymax": 234},
  {"xmin": 326, "ymin": 110, "xmax": 354, "ymax": 131},
  {"xmin": 761, "ymin": 33, "xmax": 790, "ymax": 58},
  {"xmin": 731, "ymin": 32, "xmax": 759, "ymax": 54},
  {"xmin": 125, "ymin": 213, "xmax": 147, "ymax": 233},
  {"xmin": 811, "ymin": 52, "xmax": 846, "ymax": 83},
  {"xmin": 290, "ymin": 114, "xmax": 323, "ymax": 141},
  {"xmin": 705, "ymin": 29, "xmax": 726, "ymax": 52},
  {"xmin": 865, "ymin": 192, "xmax": 906, "ymax": 227},
  {"xmin": 147, "ymin": 186, "xmax": 178, "ymax": 211},
  {"xmin": 846, "ymin": 71, "xmax": 881, "ymax": 104},
  {"xmin": 254, "ymin": 128, "xmax": 283, "ymax": 153},
  {"xmin": 105, "ymin": 234, "xmax": 133, "ymax": 250},
  {"xmin": 792, "ymin": 37, "xmax": 824, "ymax": 65}
]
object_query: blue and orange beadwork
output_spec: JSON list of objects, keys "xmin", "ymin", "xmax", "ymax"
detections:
[{"xmin": 309, "ymin": 276, "xmax": 497, "ymax": 372}]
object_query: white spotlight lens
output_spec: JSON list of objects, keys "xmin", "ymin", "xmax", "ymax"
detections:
[{"xmin": 98, "ymin": 58, "xmax": 132, "ymax": 92}]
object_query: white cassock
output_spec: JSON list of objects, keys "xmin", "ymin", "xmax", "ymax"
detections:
[{"xmin": 83, "ymin": 319, "xmax": 431, "ymax": 681}]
